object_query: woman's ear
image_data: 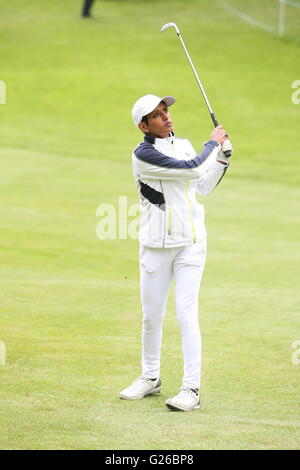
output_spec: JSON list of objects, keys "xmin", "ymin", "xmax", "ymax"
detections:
[{"xmin": 138, "ymin": 122, "xmax": 149, "ymax": 133}]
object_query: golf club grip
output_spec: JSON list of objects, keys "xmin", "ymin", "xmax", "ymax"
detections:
[{"xmin": 210, "ymin": 112, "xmax": 219, "ymax": 128}]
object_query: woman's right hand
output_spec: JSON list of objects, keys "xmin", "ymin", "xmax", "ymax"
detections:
[{"xmin": 210, "ymin": 125, "xmax": 228, "ymax": 144}]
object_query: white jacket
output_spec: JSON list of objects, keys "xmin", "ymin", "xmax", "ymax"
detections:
[{"xmin": 132, "ymin": 133, "xmax": 230, "ymax": 248}]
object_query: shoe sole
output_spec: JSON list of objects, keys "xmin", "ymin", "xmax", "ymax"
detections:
[
  {"xmin": 119, "ymin": 386, "xmax": 161, "ymax": 400},
  {"xmin": 165, "ymin": 401, "xmax": 200, "ymax": 411}
]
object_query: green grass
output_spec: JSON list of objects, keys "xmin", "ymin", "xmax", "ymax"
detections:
[{"xmin": 0, "ymin": 0, "xmax": 299, "ymax": 450}]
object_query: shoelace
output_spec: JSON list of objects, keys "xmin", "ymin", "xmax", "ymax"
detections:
[
  {"xmin": 133, "ymin": 377, "xmax": 155, "ymax": 387},
  {"xmin": 179, "ymin": 388, "xmax": 199, "ymax": 400}
]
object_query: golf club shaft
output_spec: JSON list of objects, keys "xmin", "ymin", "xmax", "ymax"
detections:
[
  {"xmin": 175, "ymin": 31, "xmax": 219, "ymax": 128},
  {"xmin": 161, "ymin": 23, "xmax": 232, "ymax": 158}
]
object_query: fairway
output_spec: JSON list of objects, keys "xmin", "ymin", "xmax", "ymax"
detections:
[{"xmin": 0, "ymin": 0, "xmax": 299, "ymax": 450}]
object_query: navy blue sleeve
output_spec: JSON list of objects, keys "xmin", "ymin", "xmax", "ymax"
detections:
[{"xmin": 134, "ymin": 140, "xmax": 219, "ymax": 169}]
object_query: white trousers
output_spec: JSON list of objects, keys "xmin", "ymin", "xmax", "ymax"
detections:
[{"xmin": 139, "ymin": 239, "xmax": 207, "ymax": 389}]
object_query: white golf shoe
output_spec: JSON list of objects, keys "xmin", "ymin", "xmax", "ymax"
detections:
[
  {"xmin": 119, "ymin": 377, "xmax": 161, "ymax": 400},
  {"xmin": 165, "ymin": 387, "xmax": 200, "ymax": 411}
]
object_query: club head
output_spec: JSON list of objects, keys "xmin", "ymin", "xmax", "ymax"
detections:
[{"xmin": 160, "ymin": 22, "xmax": 180, "ymax": 35}]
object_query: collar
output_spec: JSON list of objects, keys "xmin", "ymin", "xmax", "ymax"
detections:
[{"xmin": 144, "ymin": 132, "xmax": 175, "ymax": 144}]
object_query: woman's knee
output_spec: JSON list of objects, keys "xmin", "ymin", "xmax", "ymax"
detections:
[{"xmin": 142, "ymin": 311, "xmax": 164, "ymax": 332}]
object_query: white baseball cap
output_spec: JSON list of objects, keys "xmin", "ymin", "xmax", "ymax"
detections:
[{"xmin": 132, "ymin": 94, "xmax": 176, "ymax": 127}]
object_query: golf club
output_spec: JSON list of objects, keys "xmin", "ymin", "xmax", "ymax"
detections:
[{"xmin": 160, "ymin": 22, "xmax": 232, "ymax": 157}]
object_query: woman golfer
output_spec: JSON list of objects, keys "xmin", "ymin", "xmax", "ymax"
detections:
[{"xmin": 120, "ymin": 94, "xmax": 231, "ymax": 411}]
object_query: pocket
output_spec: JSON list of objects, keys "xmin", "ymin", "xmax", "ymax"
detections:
[
  {"xmin": 177, "ymin": 239, "xmax": 207, "ymax": 267},
  {"xmin": 140, "ymin": 245, "xmax": 171, "ymax": 274},
  {"xmin": 139, "ymin": 245, "xmax": 160, "ymax": 273}
]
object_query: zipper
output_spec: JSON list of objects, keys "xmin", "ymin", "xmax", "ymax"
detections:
[
  {"xmin": 166, "ymin": 140, "xmax": 175, "ymax": 239},
  {"xmin": 171, "ymin": 139, "xmax": 196, "ymax": 242},
  {"xmin": 184, "ymin": 179, "xmax": 197, "ymax": 243},
  {"xmin": 160, "ymin": 180, "xmax": 165, "ymax": 248},
  {"xmin": 167, "ymin": 207, "xmax": 172, "ymax": 235},
  {"xmin": 162, "ymin": 139, "xmax": 175, "ymax": 247}
]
